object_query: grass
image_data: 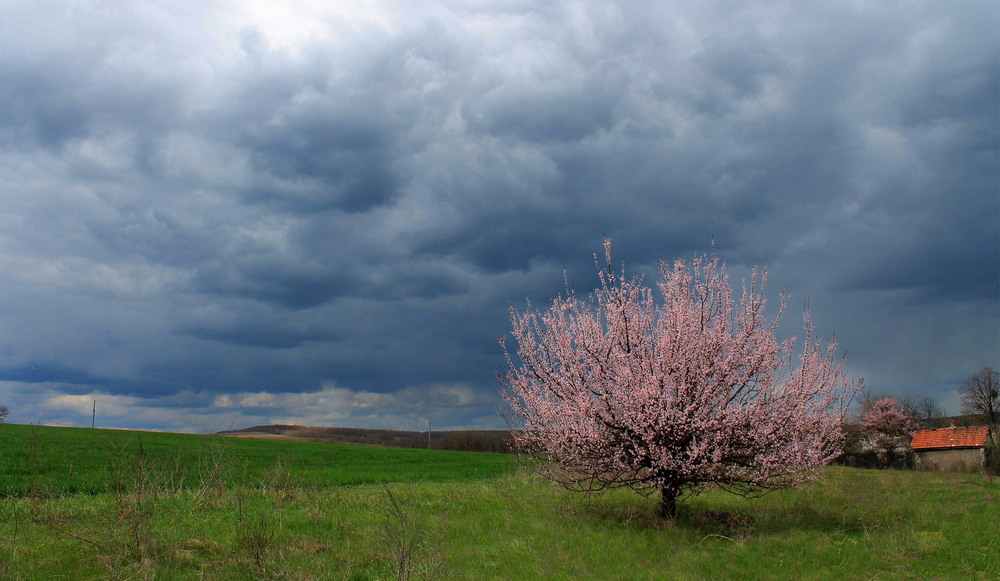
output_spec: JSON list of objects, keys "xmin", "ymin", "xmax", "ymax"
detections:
[
  {"xmin": 0, "ymin": 424, "xmax": 997, "ymax": 579},
  {"xmin": 0, "ymin": 423, "xmax": 517, "ymax": 496}
]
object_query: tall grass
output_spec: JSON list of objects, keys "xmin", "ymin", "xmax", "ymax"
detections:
[{"xmin": 1, "ymin": 424, "xmax": 997, "ymax": 579}]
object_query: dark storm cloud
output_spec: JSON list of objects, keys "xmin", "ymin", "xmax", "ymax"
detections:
[
  {"xmin": 233, "ymin": 97, "xmax": 401, "ymax": 213},
  {"xmin": 181, "ymin": 319, "xmax": 342, "ymax": 349},
  {"xmin": 0, "ymin": 0, "xmax": 995, "ymax": 431},
  {"xmin": 192, "ymin": 255, "xmax": 469, "ymax": 309},
  {"xmin": 0, "ymin": 363, "xmax": 114, "ymax": 388},
  {"xmin": 193, "ymin": 259, "xmax": 361, "ymax": 309}
]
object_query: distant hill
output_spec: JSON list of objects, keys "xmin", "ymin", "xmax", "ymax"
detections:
[{"xmin": 217, "ymin": 424, "xmax": 513, "ymax": 453}]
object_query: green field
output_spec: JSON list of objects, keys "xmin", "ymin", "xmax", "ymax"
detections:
[
  {"xmin": 0, "ymin": 423, "xmax": 997, "ymax": 580},
  {"xmin": 0, "ymin": 423, "xmax": 517, "ymax": 496}
]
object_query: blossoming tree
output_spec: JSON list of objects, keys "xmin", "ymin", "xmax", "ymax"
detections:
[
  {"xmin": 500, "ymin": 241, "xmax": 860, "ymax": 518},
  {"xmin": 860, "ymin": 398, "xmax": 915, "ymax": 468}
]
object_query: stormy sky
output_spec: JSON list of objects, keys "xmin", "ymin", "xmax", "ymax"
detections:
[{"xmin": 0, "ymin": 1, "xmax": 996, "ymax": 433}]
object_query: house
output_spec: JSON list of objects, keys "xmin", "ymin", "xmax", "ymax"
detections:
[{"xmin": 910, "ymin": 425, "xmax": 993, "ymax": 472}]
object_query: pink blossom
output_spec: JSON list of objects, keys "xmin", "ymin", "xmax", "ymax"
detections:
[
  {"xmin": 500, "ymin": 241, "xmax": 861, "ymax": 518},
  {"xmin": 861, "ymin": 398, "xmax": 916, "ymax": 438}
]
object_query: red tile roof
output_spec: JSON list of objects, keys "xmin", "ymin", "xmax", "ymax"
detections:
[{"xmin": 910, "ymin": 426, "xmax": 991, "ymax": 450}]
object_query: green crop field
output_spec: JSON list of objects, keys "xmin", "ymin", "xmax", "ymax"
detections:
[
  {"xmin": 0, "ymin": 423, "xmax": 997, "ymax": 580},
  {"xmin": 0, "ymin": 423, "xmax": 517, "ymax": 496}
]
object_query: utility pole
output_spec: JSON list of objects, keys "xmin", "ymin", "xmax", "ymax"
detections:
[
  {"xmin": 92, "ymin": 400, "xmax": 96, "ymax": 429},
  {"xmin": 428, "ymin": 418, "xmax": 432, "ymax": 450}
]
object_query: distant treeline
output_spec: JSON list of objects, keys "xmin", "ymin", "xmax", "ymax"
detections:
[
  {"xmin": 222, "ymin": 414, "xmax": 987, "ymax": 458},
  {"xmin": 913, "ymin": 414, "xmax": 987, "ymax": 429},
  {"xmin": 833, "ymin": 413, "xmax": 991, "ymax": 469},
  {"xmin": 217, "ymin": 424, "xmax": 513, "ymax": 454}
]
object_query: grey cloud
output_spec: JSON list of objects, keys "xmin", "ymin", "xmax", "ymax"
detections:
[
  {"xmin": 181, "ymin": 319, "xmax": 342, "ymax": 349},
  {"xmin": 191, "ymin": 239, "xmax": 471, "ymax": 309},
  {"xmin": 193, "ymin": 259, "xmax": 359, "ymax": 309},
  {"xmin": 0, "ymin": 363, "xmax": 113, "ymax": 389},
  {"xmin": 0, "ymin": 1, "xmax": 995, "ymax": 431},
  {"xmin": 461, "ymin": 64, "xmax": 625, "ymax": 143},
  {"xmin": 0, "ymin": 19, "xmax": 189, "ymax": 154},
  {"xmin": 235, "ymin": 106, "xmax": 400, "ymax": 213},
  {"xmin": 692, "ymin": 31, "xmax": 787, "ymax": 114}
]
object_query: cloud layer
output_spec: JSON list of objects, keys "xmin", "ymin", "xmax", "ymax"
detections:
[{"xmin": 0, "ymin": 1, "xmax": 996, "ymax": 431}]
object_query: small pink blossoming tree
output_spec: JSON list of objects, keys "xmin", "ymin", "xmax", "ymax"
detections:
[
  {"xmin": 860, "ymin": 398, "xmax": 915, "ymax": 468},
  {"xmin": 861, "ymin": 398, "xmax": 916, "ymax": 437},
  {"xmin": 500, "ymin": 241, "xmax": 860, "ymax": 518}
]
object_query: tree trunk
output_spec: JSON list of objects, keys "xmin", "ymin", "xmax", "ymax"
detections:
[{"xmin": 659, "ymin": 486, "xmax": 678, "ymax": 519}]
